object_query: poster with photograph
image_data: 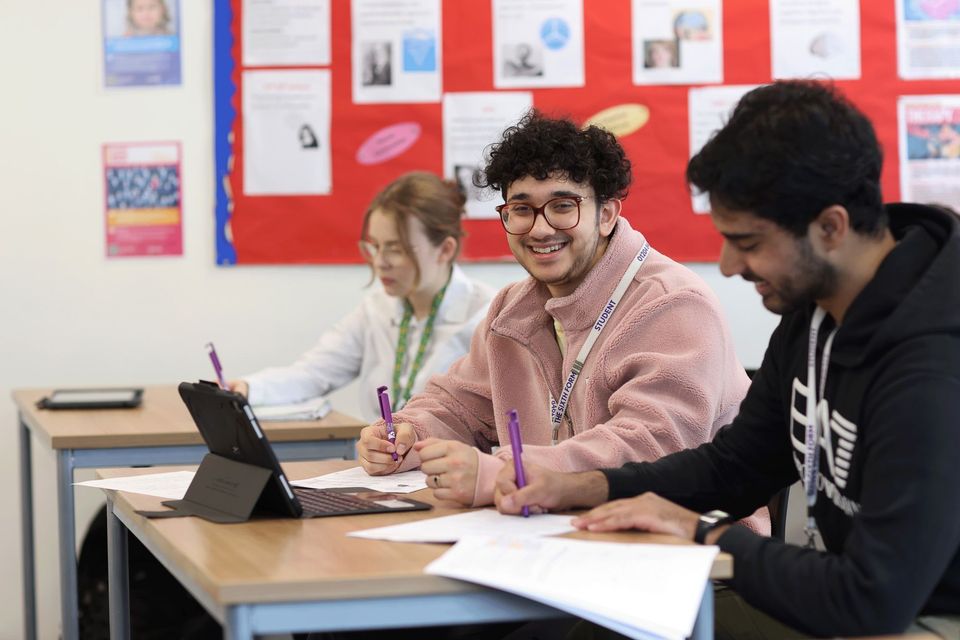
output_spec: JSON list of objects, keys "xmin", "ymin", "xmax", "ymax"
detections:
[
  {"xmin": 443, "ymin": 92, "xmax": 534, "ymax": 219},
  {"xmin": 102, "ymin": 0, "xmax": 181, "ymax": 87},
  {"xmin": 351, "ymin": 0, "xmax": 442, "ymax": 104},
  {"xmin": 769, "ymin": 0, "xmax": 860, "ymax": 80},
  {"xmin": 242, "ymin": 69, "xmax": 332, "ymax": 196},
  {"xmin": 632, "ymin": 0, "xmax": 723, "ymax": 85},
  {"xmin": 104, "ymin": 142, "xmax": 182, "ymax": 257},
  {"xmin": 492, "ymin": 0, "xmax": 585, "ymax": 89},
  {"xmin": 898, "ymin": 95, "xmax": 960, "ymax": 210},
  {"xmin": 897, "ymin": 0, "xmax": 960, "ymax": 79},
  {"xmin": 243, "ymin": 0, "xmax": 330, "ymax": 67},
  {"xmin": 688, "ymin": 85, "xmax": 757, "ymax": 213}
]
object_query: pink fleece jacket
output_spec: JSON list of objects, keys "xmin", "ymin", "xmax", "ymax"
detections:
[{"xmin": 392, "ymin": 218, "xmax": 768, "ymax": 533}]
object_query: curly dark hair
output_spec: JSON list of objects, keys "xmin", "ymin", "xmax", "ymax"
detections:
[
  {"xmin": 687, "ymin": 80, "xmax": 886, "ymax": 237},
  {"xmin": 477, "ymin": 110, "xmax": 632, "ymax": 202}
]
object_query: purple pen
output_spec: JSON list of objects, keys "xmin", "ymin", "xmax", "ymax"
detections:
[
  {"xmin": 377, "ymin": 386, "xmax": 399, "ymax": 461},
  {"xmin": 205, "ymin": 342, "xmax": 227, "ymax": 389},
  {"xmin": 507, "ymin": 409, "xmax": 530, "ymax": 517}
]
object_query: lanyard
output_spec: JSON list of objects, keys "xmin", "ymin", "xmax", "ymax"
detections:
[
  {"xmin": 548, "ymin": 242, "xmax": 650, "ymax": 444},
  {"xmin": 803, "ymin": 306, "xmax": 838, "ymax": 546},
  {"xmin": 392, "ymin": 281, "xmax": 449, "ymax": 411}
]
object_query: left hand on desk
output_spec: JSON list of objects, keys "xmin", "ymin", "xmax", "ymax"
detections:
[
  {"xmin": 572, "ymin": 492, "xmax": 699, "ymax": 541},
  {"xmin": 414, "ymin": 438, "xmax": 478, "ymax": 506}
]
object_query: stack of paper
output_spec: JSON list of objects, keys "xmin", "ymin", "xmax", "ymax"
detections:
[
  {"xmin": 251, "ymin": 396, "xmax": 331, "ymax": 421},
  {"xmin": 292, "ymin": 467, "xmax": 428, "ymax": 494},
  {"xmin": 76, "ymin": 470, "xmax": 196, "ymax": 500},
  {"xmin": 348, "ymin": 509, "xmax": 576, "ymax": 542},
  {"xmin": 425, "ymin": 536, "xmax": 718, "ymax": 640}
]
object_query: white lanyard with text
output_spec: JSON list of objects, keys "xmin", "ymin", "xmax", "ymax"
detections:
[
  {"xmin": 548, "ymin": 242, "xmax": 651, "ymax": 444},
  {"xmin": 804, "ymin": 306, "xmax": 838, "ymax": 547}
]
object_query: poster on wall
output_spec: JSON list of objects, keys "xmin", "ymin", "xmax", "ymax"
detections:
[
  {"xmin": 243, "ymin": 0, "xmax": 330, "ymax": 67},
  {"xmin": 897, "ymin": 0, "xmax": 960, "ymax": 79},
  {"xmin": 103, "ymin": 142, "xmax": 183, "ymax": 258},
  {"xmin": 898, "ymin": 95, "xmax": 960, "ymax": 210},
  {"xmin": 769, "ymin": 0, "xmax": 860, "ymax": 80},
  {"xmin": 351, "ymin": 0, "xmax": 442, "ymax": 104},
  {"xmin": 631, "ymin": 0, "xmax": 723, "ymax": 85},
  {"xmin": 102, "ymin": 0, "xmax": 182, "ymax": 87},
  {"xmin": 492, "ymin": 0, "xmax": 586, "ymax": 89},
  {"xmin": 443, "ymin": 92, "xmax": 534, "ymax": 219}
]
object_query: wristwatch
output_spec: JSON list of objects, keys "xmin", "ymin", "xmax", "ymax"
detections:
[{"xmin": 694, "ymin": 510, "xmax": 731, "ymax": 544}]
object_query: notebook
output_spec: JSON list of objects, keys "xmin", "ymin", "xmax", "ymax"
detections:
[{"xmin": 174, "ymin": 380, "xmax": 431, "ymax": 519}]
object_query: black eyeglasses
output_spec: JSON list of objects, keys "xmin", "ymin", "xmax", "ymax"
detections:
[{"xmin": 495, "ymin": 196, "xmax": 585, "ymax": 235}]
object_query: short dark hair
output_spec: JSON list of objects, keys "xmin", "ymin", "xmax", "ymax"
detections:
[
  {"xmin": 478, "ymin": 110, "xmax": 632, "ymax": 202},
  {"xmin": 686, "ymin": 80, "xmax": 886, "ymax": 236}
]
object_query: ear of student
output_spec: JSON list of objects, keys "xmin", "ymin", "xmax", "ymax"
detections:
[
  {"xmin": 438, "ymin": 235, "xmax": 458, "ymax": 263},
  {"xmin": 811, "ymin": 205, "xmax": 849, "ymax": 248},
  {"xmin": 599, "ymin": 198, "xmax": 622, "ymax": 235}
]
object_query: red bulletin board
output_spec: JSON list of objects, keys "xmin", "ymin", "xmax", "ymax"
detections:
[{"xmin": 214, "ymin": 0, "xmax": 960, "ymax": 265}]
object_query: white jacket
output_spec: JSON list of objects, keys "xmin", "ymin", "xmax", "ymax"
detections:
[{"xmin": 243, "ymin": 265, "xmax": 496, "ymax": 422}]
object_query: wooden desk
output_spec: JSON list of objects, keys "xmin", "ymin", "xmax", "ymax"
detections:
[
  {"xmin": 13, "ymin": 386, "xmax": 364, "ymax": 640},
  {"xmin": 102, "ymin": 461, "xmax": 732, "ymax": 640}
]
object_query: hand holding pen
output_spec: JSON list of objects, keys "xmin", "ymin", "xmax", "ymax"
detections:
[
  {"xmin": 507, "ymin": 409, "xmax": 530, "ymax": 517},
  {"xmin": 377, "ymin": 386, "xmax": 399, "ymax": 461}
]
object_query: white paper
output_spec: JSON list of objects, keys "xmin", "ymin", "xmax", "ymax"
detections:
[
  {"xmin": 243, "ymin": 69, "xmax": 332, "ymax": 196},
  {"xmin": 292, "ymin": 467, "xmax": 428, "ymax": 494},
  {"xmin": 898, "ymin": 95, "xmax": 960, "ymax": 211},
  {"xmin": 896, "ymin": 0, "xmax": 960, "ymax": 80},
  {"xmin": 631, "ymin": 0, "xmax": 724, "ymax": 85},
  {"xmin": 349, "ymin": 509, "xmax": 576, "ymax": 542},
  {"xmin": 351, "ymin": 0, "xmax": 442, "ymax": 104},
  {"xmin": 243, "ymin": 0, "xmax": 331, "ymax": 67},
  {"xmin": 426, "ymin": 536, "xmax": 718, "ymax": 640},
  {"xmin": 443, "ymin": 92, "xmax": 533, "ymax": 219},
  {"xmin": 687, "ymin": 85, "xmax": 757, "ymax": 213},
  {"xmin": 769, "ymin": 0, "xmax": 860, "ymax": 80},
  {"xmin": 76, "ymin": 471, "xmax": 196, "ymax": 500},
  {"xmin": 252, "ymin": 396, "xmax": 331, "ymax": 421},
  {"xmin": 492, "ymin": 0, "xmax": 585, "ymax": 89}
]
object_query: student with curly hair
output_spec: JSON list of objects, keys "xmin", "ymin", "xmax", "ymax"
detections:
[{"xmin": 357, "ymin": 111, "xmax": 766, "ymax": 534}]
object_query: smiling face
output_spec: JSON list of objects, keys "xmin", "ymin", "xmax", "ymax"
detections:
[
  {"xmin": 711, "ymin": 202, "xmax": 837, "ymax": 314},
  {"xmin": 504, "ymin": 174, "xmax": 619, "ymax": 298}
]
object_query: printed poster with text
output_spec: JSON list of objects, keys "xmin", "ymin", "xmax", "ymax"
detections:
[
  {"xmin": 102, "ymin": 0, "xmax": 182, "ymax": 87},
  {"xmin": 632, "ymin": 0, "xmax": 723, "ymax": 85},
  {"xmin": 104, "ymin": 142, "xmax": 183, "ymax": 257},
  {"xmin": 898, "ymin": 95, "xmax": 960, "ymax": 211},
  {"xmin": 897, "ymin": 0, "xmax": 960, "ymax": 79}
]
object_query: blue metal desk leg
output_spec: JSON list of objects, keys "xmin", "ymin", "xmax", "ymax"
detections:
[
  {"xmin": 57, "ymin": 449, "xmax": 80, "ymax": 640},
  {"xmin": 689, "ymin": 581, "xmax": 714, "ymax": 640},
  {"xmin": 226, "ymin": 605, "xmax": 254, "ymax": 640},
  {"xmin": 106, "ymin": 498, "xmax": 130, "ymax": 640},
  {"xmin": 19, "ymin": 414, "xmax": 36, "ymax": 640}
]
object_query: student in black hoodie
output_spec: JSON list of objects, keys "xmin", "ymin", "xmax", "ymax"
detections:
[{"xmin": 495, "ymin": 80, "xmax": 960, "ymax": 638}]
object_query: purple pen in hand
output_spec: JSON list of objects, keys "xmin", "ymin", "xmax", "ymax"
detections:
[
  {"xmin": 205, "ymin": 342, "xmax": 227, "ymax": 389},
  {"xmin": 377, "ymin": 386, "xmax": 399, "ymax": 461},
  {"xmin": 507, "ymin": 409, "xmax": 530, "ymax": 517}
]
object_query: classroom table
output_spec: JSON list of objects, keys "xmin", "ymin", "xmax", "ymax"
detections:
[
  {"xmin": 102, "ymin": 460, "xmax": 733, "ymax": 640},
  {"xmin": 13, "ymin": 386, "xmax": 365, "ymax": 640}
]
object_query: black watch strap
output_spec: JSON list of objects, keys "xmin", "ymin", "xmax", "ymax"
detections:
[{"xmin": 694, "ymin": 510, "xmax": 731, "ymax": 544}]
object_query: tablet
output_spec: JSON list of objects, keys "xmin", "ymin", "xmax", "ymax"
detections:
[{"xmin": 37, "ymin": 388, "xmax": 144, "ymax": 410}]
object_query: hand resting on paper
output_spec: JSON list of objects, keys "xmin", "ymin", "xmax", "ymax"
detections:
[
  {"xmin": 358, "ymin": 422, "xmax": 417, "ymax": 475},
  {"xmin": 573, "ymin": 493, "xmax": 710, "ymax": 541},
  {"xmin": 414, "ymin": 438, "xmax": 483, "ymax": 506}
]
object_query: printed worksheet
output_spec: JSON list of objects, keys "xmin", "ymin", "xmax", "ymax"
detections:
[
  {"xmin": 243, "ymin": 0, "xmax": 330, "ymax": 67},
  {"xmin": 492, "ymin": 0, "xmax": 585, "ymax": 88}
]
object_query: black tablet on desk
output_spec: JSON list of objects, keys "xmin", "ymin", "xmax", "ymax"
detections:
[{"xmin": 37, "ymin": 388, "xmax": 143, "ymax": 410}]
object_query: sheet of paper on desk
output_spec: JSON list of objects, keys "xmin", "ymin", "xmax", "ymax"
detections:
[
  {"xmin": 76, "ymin": 470, "xmax": 196, "ymax": 500},
  {"xmin": 291, "ymin": 466, "xmax": 428, "ymax": 493},
  {"xmin": 425, "ymin": 536, "xmax": 719, "ymax": 640},
  {"xmin": 251, "ymin": 396, "xmax": 331, "ymax": 421},
  {"xmin": 348, "ymin": 509, "xmax": 576, "ymax": 542}
]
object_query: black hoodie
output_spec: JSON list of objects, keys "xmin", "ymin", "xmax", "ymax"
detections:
[{"xmin": 603, "ymin": 204, "xmax": 960, "ymax": 636}]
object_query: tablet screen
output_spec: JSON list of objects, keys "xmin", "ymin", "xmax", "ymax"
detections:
[{"xmin": 51, "ymin": 389, "xmax": 140, "ymax": 404}]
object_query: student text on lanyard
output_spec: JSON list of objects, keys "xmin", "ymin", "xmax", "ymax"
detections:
[
  {"xmin": 549, "ymin": 242, "xmax": 651, "ymax": 444},
  {"xmin": 804, "ymin": 306, "xmax": 839, "ymax": 548},
  {"xmin": 391, "ymin": 282, "xmax": 449, "ymax": 412}
]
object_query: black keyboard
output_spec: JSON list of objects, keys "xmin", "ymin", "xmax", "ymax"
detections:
[{"xmin": 293, "ymin": 487, "xmax": 385, "ymax": 516}]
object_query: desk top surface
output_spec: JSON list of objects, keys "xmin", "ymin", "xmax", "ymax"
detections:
[
  {"xmin": 13, "ymin": 386, "xmax": 364, "ymax": 450},
  {"xmin": 104, "ymin": 460, "xmax": 734, "ymax": 607}
]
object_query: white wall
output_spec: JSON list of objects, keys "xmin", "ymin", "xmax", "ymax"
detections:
[{"xmin": 0, "ymin": 3, "xmax": 778, "ymax": 638}]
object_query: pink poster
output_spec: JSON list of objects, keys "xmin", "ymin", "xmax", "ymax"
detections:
[{"xmin": 103, "ymin": 141, "xmax": 183, "ymax": 257}]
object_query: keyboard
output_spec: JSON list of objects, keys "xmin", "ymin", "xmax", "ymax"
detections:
[{"xmin": 293, "ymin": 487, "xmax": 387, "ymax": 517}]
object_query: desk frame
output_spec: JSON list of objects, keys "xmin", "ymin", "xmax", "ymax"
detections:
[
  {"xmin": 19, "ymin": 413, "xmax": 356, "ymax": 640},
  {"xmin": 104, "ymin": 497, "xmax": 714, "ymax": 640}
]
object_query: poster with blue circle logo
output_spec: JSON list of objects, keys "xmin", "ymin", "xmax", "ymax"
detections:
[{"xmin": 492, "ymin": 0, "xmax": 585, "ymax": 88}]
